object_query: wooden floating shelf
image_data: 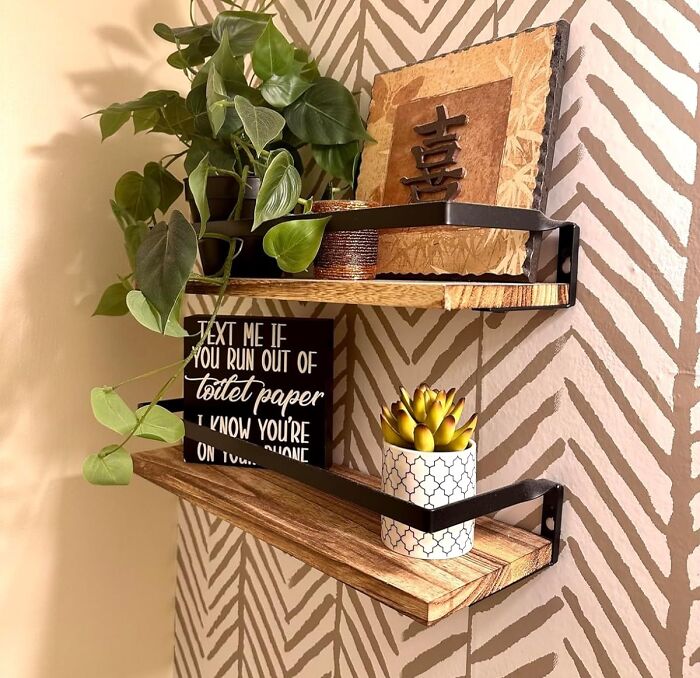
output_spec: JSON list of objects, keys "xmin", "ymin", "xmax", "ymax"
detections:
[
  {"xmin": 133, "ymin": 446, "xmax": 552, "ymax": 625},
  {"xmin": 186, "ymin": 278, "xmax": 568, "ymax": 310}
]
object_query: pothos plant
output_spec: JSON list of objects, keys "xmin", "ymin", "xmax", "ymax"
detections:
[{"xmin": 84, "ymin": 4, "xmax": 370, "ymax": 485}]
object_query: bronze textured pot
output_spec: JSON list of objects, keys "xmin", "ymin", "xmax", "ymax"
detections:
[{"xmin": 311, "ymin": 200, "xmax": 378, "ymax": 280}]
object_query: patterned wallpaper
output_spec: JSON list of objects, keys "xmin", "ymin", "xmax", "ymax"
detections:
[{"xmin": 175, "ymin": 1, "xmax": 700, "ymax": 676}]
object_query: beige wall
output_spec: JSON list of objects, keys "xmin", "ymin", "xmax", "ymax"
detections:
[{"xmin": 0, "ymin": 1, "xmax": 188, "ymax": 677}]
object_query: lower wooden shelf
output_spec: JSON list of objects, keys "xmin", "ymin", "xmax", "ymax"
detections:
[
  {"xmin": 186, "ymin": 277, "xmax": 568, "ymax": 310},
  {"xmin": 133, "ymin": 446, "xmax": 552, "ymax": 625}
]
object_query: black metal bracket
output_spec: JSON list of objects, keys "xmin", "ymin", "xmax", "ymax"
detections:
[
  {"xmin": 149, "ymin": 398, "xmax": 564, "ymax": 565},
  {"xmin": 204, "ymin": 200, "xmax": 580, "ymax": 312}
]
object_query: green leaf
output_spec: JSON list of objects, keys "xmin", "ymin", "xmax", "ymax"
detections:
[
  {"xmin": 312, "ymin": 141, "xmax": 359, "ymax": 183},
  {"xmin": 83, "ymin": 446, "xmax": 133, "ymax": 485},
  {"xmin": 253, "ymin": 150, "xmax": 301, "ymax": 230},
  {"xmin": 263, "ymin": 216, "xmax": 329, "ymax": 273},
  {"xmin": 93, "ymin": 281, "xmax": 130, "ymax": 316},
  {"xmin": 261, "ymin": 71, "xmax": 312, "ymax": 108},
  {"xmin": 185, "ymin": 138, "xmax": 236, "ymax": 174},
  {"xmin": 114, "ymin": 171, "xmax": 160, "ymax": 221},
  {"xmin": 124, "ymin": 221, "xmax": 148, "ymax": 269},
  {"xmin": 185, "ymin": 85, "xmax": 213, "ymax": 136},
  {"xmin": 135, "ymin": 405, "xmax": 185, "ymax": 442},
  {"xmin": 161, "ymin": 96, "xmax": 197, "ymax": 139},
  {"xmin": 206, "ymin": 67, "xmax": 230, "ymax": 137},
  {"xmin": 293, "ymin": 48, "xmax": 320, "ymax": 82},
  {"xmin": 91, "ymin": 387, "xmax": 137, "ymax": 435},
  {"xmin": 207, "ymin": 102, "xmax": 229, "ymax": 139},
  {"xmin": 285, "ymin": 78, "xmax": 370, "ymax": 145},
  {"xmin": 252, "ymin": 21, "xmax": 294, "ymax": 81},
  {"xmin": 192, "ymin": 61, "xmax": 210, "ymax": 87},
  {"xmin": 165, "ymin": 34, "xmax": 217, "ymax": 70},
  {"xmin": 234, "ymin": 95, "xmax": 285, "ymax": 155},
  {"xmin": 110, "ymin": 199, "xmax": 134, "ymax": 232},
  {"xmin": 268, "ymin": 141, "xmax": 304, "ymax": 174},
  {"xmin": 126, "ymin": 290, "xmax": 189, "ymax": 337},
  {"xmin": 144, "ymin": 162, "xmax": 183, "ymax": 214},
  {"xmin": 153, "ymin": 22, "xmax": 213, "ymax": 44},
  {"xmin": 148, "ymin": 111, "xmax": 172, "ymax": 136},
  {"xmin": 203, "ymin": 51, "xmax": 254, "ymax": 138},
  {"xmin": 188, "ymin": 154, "xmax": 210, "ymax": 235},
  {"xmin": 210, "ymin": 30, "xmax": 248, "ymax": 90},
  {"xmin": 99, "ymin": 90, "xmax": 180, "ymax": 113},
  {"xmin": 299, "ymin": 59, "xmax": 320, "ymax": 83},
  {"xmin": 134, "ymin": 211, "xmax": 198, "ymax": 332},
  {"xmin": 99, "ymin": 106, "xmax": 131, "ymax": 140},
  {"xmin": 212, "ymin": 11, "xmax": 272, "ymax": 53},
  {"xmin": 132, "ymin": 107, "xmax": 160, "ymax": 133}
]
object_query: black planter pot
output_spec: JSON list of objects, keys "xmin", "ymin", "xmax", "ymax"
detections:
[{"xmin": 184, "ymin": 175, "xmax": 281, "ymax": 278}]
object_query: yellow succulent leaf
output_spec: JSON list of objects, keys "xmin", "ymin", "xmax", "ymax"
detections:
[
  {"xmin": 382, "ymin": 405, "xmax": 397, "ymax": 427},
  {"xmin": 434, "ymin": 415, "xmax": 456, "ymax": 446},
  {"xmin": 425, "ymin": 399, "xmax": 445, "ymax": 432},
  {"xmin": 414, "ymin": 424, "xmax": 435, "ymax": 452},
  {"xmin": 381, "ymin": 415, "xmax": 405, "ymax": 446},
  {"xmin": 396, "ymin": 401, "xmax": 417, "ymax": 424},
  {"xmin": 437, "ymin": 412, "xmax": 478, "ymax": 451},
  {"xmin": 412, "ymin": 390, "xmax": 427, "ymax": 422},
  {"xmin": 400, "ymin": 386, "xmax": 414, "ymax": 414},
  {"xmin": 442, "ymin": 427, "xmax": 474, "ymax": 451},
  {"xmin": 449, "ymin": 397, "xmax": 465, "ymax": 423},
  {"xmin": 454, "ymin": 412, "xmax": 478, "ymax": 437},
  {"xmin": 396, "ymin": 410, "xmax": 417, "ymax": 443}
]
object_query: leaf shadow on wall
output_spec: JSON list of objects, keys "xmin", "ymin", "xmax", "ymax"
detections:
[{"xmin": 0, "ymin": 4, "xmax": 186, "ymax": 677}]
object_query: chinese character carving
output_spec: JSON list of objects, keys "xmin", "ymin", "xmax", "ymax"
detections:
[{"xmin": 401, "ymin": 104, "xmax": 468, "ymax": 202}]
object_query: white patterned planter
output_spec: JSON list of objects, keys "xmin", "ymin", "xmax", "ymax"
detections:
[{"xmin": 381, "ymin": 441, "xmax": 477, "ymax": 560}]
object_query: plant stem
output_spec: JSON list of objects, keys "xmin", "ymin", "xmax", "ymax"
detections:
[
  {"xmin": 189, "ymin": 274, "xmax": 228, "ymax": 284},
  {"xmin": 162, "ymin": 150, "xmax": 187, "ymax": 168},
  {"xmin": 213, "ymin": 168, "xmax": 244, "ymax": 181},
  {"xmin": 157, "ymin": 114, "xmax": 192, "ymax": 148},
  {"xmin": 231, "ymin": 134, "xmax": 260, "ymax": 171},
  {"xmin": 297, "ymin": 197, "xmax": 313, "ymax": 212},
  {"xmin": 174, "ymin": 39, "xmax": 198, "ymax": 78},
  {"xmin": 112, "ymin": 359, "xmax": 187, "ymax": 390},
  {"xmin": 232, "ymin": 165, "xmax": 249, "ymax": 221},
  {"xmin": 105, "ymin": 239, "xmax": 238, "ymax": 456}
]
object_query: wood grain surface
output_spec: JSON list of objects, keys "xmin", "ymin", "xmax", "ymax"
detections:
[
  {"xmin": 186, "ymin": 278, "xmax": 568, "ymax": 310},
  {"xmin": 133, "ymin": 445, "xmax": 553, "ymax": 625}
]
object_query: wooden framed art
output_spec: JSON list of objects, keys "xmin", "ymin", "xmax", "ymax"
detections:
[{"xmin": 356, "ymin": 21, "xmax": 569, "ymax": 280}]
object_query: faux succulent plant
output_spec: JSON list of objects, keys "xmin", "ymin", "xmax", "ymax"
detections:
[{"xmin": 380, "ymin": 385, "xmax": 477, "ymax": 452}]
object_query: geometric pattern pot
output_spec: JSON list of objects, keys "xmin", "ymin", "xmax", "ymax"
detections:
[{"xmin": 381, "ymin": 441, "xmax": 476, "ymax": 559}]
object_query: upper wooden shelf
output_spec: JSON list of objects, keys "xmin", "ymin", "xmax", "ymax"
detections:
[
  {"xmin": 133, "ymin": 445, "xmax": 552, "ymax": 625},
  {"xmin": 186, "ymin": 278, "xmax": 568, "ymax": 311}
]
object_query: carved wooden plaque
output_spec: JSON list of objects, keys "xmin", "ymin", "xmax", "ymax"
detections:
[{"xmin": 356, "ymin": 22, "xmax": 569, "ymax": 280}]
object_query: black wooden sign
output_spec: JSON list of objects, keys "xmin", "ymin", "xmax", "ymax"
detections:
[{"xmin": 183, "ymin": 315, "xmax": 334, "ymax": 469}]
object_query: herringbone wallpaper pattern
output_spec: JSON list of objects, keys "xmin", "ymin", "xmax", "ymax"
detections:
[{"xmin": 175, "ymin": 1, "xmax": 700, "ymax": 676}]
